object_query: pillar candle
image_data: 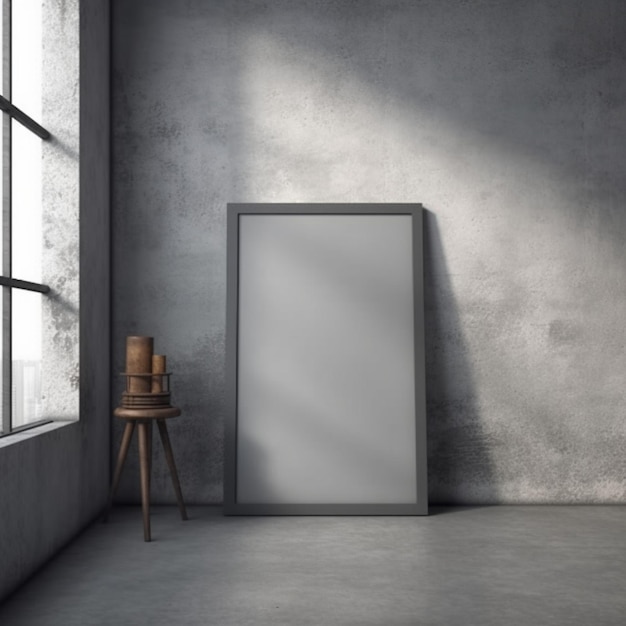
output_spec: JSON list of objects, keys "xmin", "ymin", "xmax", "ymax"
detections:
[
  {"xmin": 151, "ymin": 354, "xmax": 166, "ymax": 393},
  {"xmin": 126, "ymin": 336, "xmax": 153, "ymax": 393}
]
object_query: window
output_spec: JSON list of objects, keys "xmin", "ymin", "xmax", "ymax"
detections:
[{"xmin": 0, "ymin": 0, "xmax": 51, "ymax": 436}]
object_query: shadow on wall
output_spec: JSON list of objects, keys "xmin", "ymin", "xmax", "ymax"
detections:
[
  {"xmin": 224, "ymin": 210, "xmax": 499, "ymax": 506},
  {"xmin": 423, "ymin": 209, "xmax": 496, "ymax": 504}
]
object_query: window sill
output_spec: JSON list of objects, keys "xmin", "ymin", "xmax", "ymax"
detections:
[{"xmin": 0, "ymin": 419, "xmax": 77, "ymax": 449}]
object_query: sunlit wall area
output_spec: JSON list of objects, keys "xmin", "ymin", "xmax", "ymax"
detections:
[
  {"xmin": 40, "ymin": 0, "xmax": 80, "ymax": 421},
  {"xmin": 113, "ymin": 0, "xmax": 626, "ymax": 504}
]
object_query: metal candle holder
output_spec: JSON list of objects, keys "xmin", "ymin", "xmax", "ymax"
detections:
[{"xmin": 120, "ymin": 372, "xmax": 174, "ymax": 408}]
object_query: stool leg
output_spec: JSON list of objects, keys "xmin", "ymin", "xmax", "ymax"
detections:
[
  {"xmin": 103, "ymin": 421, "xmax": 136, "ymax": 522},
  {"xmin": 157, "ymin": 419, "xmax": 188, "ymax": 521},
  {"xmin": 147, "ymin": 421, "xmax": 153, "ymax": 497},
  {"xmin": 138, "ymin": 422, "xmax": 152, "ymax": 541}
]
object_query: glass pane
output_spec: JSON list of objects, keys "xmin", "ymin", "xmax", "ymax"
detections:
[
  {"xmin": 1, "ymin": 0, "xmax": 3, "ymax": 268},
  {"xmin": 0, "ymin": 7, "xmax": 4, "ymax": 433},
  {"xmin": 1, "ymin": 0, "xmax": 4, "ymax": 95},
  {"xmin": 1, "ymin": 112, "xmax": 3, "ymax": 269},
  {"xmin": 11, "ymin": 0, "xmax": 42, "ymax": 119},
  {"xmin": 12, "ymin": 288, "xmax": 42, "ymax": 428},
  {"xmin": 12, "ymin": 119, "xmax": 42, "ymax": 283},
  {"xmin": 1, "ymin": 0, "xmax": 3, "ymax": 94},
  {"xmin": 0, "ymin": 289, "xmax": 3, "ymax": 434}
]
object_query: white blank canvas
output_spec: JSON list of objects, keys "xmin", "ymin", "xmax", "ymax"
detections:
[{"xmin": 236, "ymin": 214, "xmax": 417, "ymax": 504}]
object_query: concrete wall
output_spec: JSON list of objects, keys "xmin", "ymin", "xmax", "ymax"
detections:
[
  {"xmin": 0, "ymin": 0, "xmax": 110, "ymax": 602},
  {"xmin": 112, "ymin": 0, "xmax": 626, "ymax": 504}
]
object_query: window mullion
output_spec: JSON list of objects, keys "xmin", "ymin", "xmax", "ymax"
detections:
[{"xmin": 0, "ymin": 96, "xmax": 50, "ymax": 140}]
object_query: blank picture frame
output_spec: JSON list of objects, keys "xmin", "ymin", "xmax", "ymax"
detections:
[{"xmin": 224, "ymin": 204, "xmax": 427, "ymax": 515}]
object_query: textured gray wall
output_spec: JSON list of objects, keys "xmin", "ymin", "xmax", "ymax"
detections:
[
  {"xmin": 0, "ymin": 0, "xmax": 110, "ymax": 602},
  {"xmin": 41, "ymin": 0, "xmax": 80, "ymax": 420},
  {"xmin": 112, "ymin": 0, "xmax": 626, "ymax": 504}
]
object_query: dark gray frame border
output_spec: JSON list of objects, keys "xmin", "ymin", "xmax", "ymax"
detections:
[{"xmin": 224, "ymin": 203, "xmax": 428, "ymax": 515}]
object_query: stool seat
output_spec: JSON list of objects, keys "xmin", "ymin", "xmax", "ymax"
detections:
[
  {"xmin": 114, "ymin": 406, "xmax": 181, "ymax": 420},
  {"xmin": 104, "ymin": 405, "xmax": 187, "ymax": 541}
]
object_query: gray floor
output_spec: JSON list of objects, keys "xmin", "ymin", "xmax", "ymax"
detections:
[{"xmin": 0, "ymin": 505, "xmax": 624, "ymax": 625}]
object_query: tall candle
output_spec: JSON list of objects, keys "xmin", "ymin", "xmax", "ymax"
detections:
[
  {"xmin": 126, "ymin": 336, "xmax": 153, "ymax": 393},
  {"xmin": 151, "ymin": 354, "xmax": 166, "ymax": 393}
]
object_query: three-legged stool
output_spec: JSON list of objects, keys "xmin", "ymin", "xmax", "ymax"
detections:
[{"xmin": 104, "ymin": 406, "xmax": 187, "ymax": 541}]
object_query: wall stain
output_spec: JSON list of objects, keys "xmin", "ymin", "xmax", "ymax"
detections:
[{"xmin": 548, "ymin": 319, "xmax": 581, "ymax": 345}]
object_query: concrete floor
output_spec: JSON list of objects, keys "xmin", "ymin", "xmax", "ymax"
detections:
[{"xmin": 0, "ymin": 506, "xmax": 624, "ymax": 625}]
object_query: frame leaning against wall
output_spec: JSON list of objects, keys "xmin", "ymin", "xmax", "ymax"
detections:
[{"xmin": 224, "ymin": 203, "xmax": 428, "ymax": 515}]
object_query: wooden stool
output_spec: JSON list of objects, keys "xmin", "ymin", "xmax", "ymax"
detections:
[{"xmin": 104, "ymin": 406, "xmax": 187, "ymax": 541}]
